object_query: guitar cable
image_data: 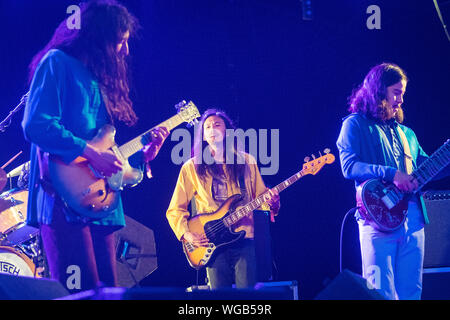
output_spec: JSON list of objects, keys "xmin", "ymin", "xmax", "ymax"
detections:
[{"xmin": 339, "ymin": 206, "xmax": 359, "ymax": 273}]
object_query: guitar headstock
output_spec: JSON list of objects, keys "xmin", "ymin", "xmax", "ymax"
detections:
[
  {"xmin": 302, "ymin": 148, "xmax": 335, "ymax": 176},
  {"xmin": 175, "ymin": 100, "xmax": 200, "ymax": 127}
]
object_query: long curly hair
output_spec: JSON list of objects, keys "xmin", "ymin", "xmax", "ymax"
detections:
[
  {"xmin": 348, "ymin": 63, "xmax": 408, "ymax": 123},
  {"xmin": 28, "ymin": 0, "xmax": 139, "ymax": 126},
  {"xmin": 192, "ymin": 109, "xmax": 246, "ymax": 184}
]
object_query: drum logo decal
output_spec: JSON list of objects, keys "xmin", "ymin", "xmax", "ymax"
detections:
[{"xmin": 0, "ymin": 261, "xmax": 20, "ymax": 275}]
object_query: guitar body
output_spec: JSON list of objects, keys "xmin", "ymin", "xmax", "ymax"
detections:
[
  {"xmin": 356, "ymin": 179, "xmax": 408, "ymax": 232},
  {"xmin": 183, "ymin": 194, "xmax": 246, "ymax": 269},
  {"xmin": 48, "ymin": 124, "xmax": 143, "ymax": 219}
]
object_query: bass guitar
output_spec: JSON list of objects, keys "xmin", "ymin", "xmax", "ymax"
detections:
[
  {"xmin": 182, "ymin": 150, "xmax": 335, "ymax": 269},
  {"xmin": 48, "ymin": 100, "xmax": 200, "ymax": 219},
  {"xmin": 356, "ymin": 139, "xmax": 450, "ymax": 232}
]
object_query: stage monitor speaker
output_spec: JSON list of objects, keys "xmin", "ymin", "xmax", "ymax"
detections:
[
  {"xmin": 314, "ymin": 269, "xmax": 386, "ymax": 300},
  {"xmin": 115, "ymin": 215, "xmax": 157, "ymax": 288},
  {"xmin": 422, "ymin": 190, "xmax": 450, "ymax": 268},
  {"xmin": 422, "ymin": 271, "xmax": 450, "ymax": 300},
  {"xmin": 0, "ymin": 273, "xmax": 69, "ymax": 300}
]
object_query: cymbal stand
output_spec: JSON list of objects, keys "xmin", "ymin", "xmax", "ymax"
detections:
[{"xmin": 0, "ymin": 91, "xmax": 29, "ymax": 133}]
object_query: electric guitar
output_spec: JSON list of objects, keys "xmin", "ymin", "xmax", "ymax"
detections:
[
  {"xmin": 356, "ymin": 139, "xmax": 450, "ymax": 232},
  {"xmin": 48, "ymin": 100, "xmax": 200, "ymax": 219},
  {"xmin": 182, "ymin": 150, "xmax": 335, "ymax": 269}
]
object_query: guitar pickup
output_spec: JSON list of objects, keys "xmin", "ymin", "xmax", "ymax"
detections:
[{"xmin": 381, "ymin": 193, "xmax": 397, "ymax": 210}]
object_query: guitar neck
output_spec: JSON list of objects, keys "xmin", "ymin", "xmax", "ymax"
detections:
[
  {"xmin": 412, "ymin": 140, "xmax": 450, "ymax": 191},
  {"xmin": 118, "ymin": 114, "xmax": 184, "ymax": 159},
  {"xmin": 223, "ymin": 169, "xmax": 306, "ymax": 227}
]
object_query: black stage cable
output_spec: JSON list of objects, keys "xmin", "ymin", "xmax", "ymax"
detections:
[{"xmin": 339, "ymin": 207, "xmax": 359, "ymax": 273}]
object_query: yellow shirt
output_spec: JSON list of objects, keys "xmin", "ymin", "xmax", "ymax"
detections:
[{"xmin": 166, "ymin": 153, "xmax": 272, "ymax": 241}]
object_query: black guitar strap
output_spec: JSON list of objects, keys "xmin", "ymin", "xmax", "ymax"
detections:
[{"xmin": 238, "ymin": 174, "xmax": 248, "ymax": 201}]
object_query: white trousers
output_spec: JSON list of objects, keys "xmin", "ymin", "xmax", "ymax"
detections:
[{"xmin": 358, "ymin": 201, "xmax": 425, "ymax": 300}]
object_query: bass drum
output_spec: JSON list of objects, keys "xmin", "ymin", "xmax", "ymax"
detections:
[{"xmin": 0, "ymin": 246, "xmax": 39, "ymax": 278}]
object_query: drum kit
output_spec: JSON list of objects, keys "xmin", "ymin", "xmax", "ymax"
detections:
[
  {"xmin": 0, "ymin": 92, "xmax": 46, "ymax": 279},
  {"xmin": 0, "ymin": 156, "xmax": 46, "ymax": 278}
]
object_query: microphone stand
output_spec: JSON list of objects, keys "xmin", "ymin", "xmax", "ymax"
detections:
[{"xmin": 0, "ymin": 91, "xmax": 29, "ymax": 132}]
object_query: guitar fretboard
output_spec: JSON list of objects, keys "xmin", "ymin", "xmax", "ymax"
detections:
[
  {"xmin": 413, "ymin": 140, "xmax": 450, "ymax": 191},
  {"xmin": 222, "ymin": 170, "xmax": 306, "ymax": 227},
  {"xmin": 118, "ymin": 114, "xmax": 184, "ymax": 159}
]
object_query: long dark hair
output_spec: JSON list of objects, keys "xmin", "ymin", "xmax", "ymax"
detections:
[
  {"xmin": 28, "ymin": 0, "xmax": 139, "ymax": 126},
  {"xmin": 348, "ymin": 63, "xmax": 408, "ymax": 123},
  {"xmin": 192, "ymin": 109, "xmax": 246, "ymax": 184}
]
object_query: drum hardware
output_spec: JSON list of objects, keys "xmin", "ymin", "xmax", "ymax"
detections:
[
  {"xmin": 16, "ymin": 235, "xmax": 46, "ymax": 278},
  {"xmin": 0, "ymin": 169, "xmax": 6, "ymax": 194},
  {"xmin": 1, "ymin": 151, "xmax": 24, "ymax": 193},
  {"xmin": 0, "ymin": 189, "xmax": 29, "ymax": 237},
  {"xmin": 1, "ymin": 91, "xmax": 29, "ymax": 189},
  {"xmin": 0, "ymin": 91, "xmax": 29, "ymax": 133}
]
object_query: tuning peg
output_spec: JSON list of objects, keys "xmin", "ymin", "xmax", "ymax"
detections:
[
  {"xmin": 304, "ymin": 156, "xmax": 310, "ymax": 163},
  {"xmin": 311, "ymin": 154, "xmax": 316, "ymax": 160},
  {"xmin": 186, "ymin": 118, "xmax": 199, "ymax": 128},
  {"xmin": 174, "ymin": 100, "xmax": 187, "ymax": 110},
  {"xmin": 324, "ymin": 148, "xmax": 330, "ymax": 154}
]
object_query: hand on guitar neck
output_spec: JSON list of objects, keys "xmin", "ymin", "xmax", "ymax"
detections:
[
  {"xmin": 82, "ymin": 144, "xmax": 123, "ymax": 177},
  {"xmin": 265, "ymin": 188, "xmax": 280, "ymax": 212},
  {"xmin": 393, "ymin": 170, "xmax": 418, "ymax": 193},
  {"xmin": 82, "ymin": 126, "xmax": 169, "ymax": 177},
  {"xmin": 143, "ymin": 127, "xmax": 170, "ymax": 162}
]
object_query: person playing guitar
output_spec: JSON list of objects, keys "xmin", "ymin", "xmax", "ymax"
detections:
[
  {"xmin": 166, "ymin": 109, "xmax": 280, "ymax": 289},
  {"xmin": 336, "ymin": 63, "xmax": 449, "ymax": 300},
  {"xmin": 22, "ymin": 0, "xmax": 168, "ymax": 293}
]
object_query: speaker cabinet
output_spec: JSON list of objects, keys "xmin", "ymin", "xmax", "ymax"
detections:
[
  {"xmin": 423, "ymin": 190, "xmax": 450, "ymax": 268},
  {"xmin": 314, "ymin": 269, "xmax": 386, "ymax": 300},
  {"xmin": 115, "ymin": 215, "xmax": 157, "ymax": 287},
  {"xmin": 254, "ymin": 210, "xmax": 273, "ymax": 282}
]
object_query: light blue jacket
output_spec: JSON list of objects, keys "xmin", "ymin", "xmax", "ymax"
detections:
[{"xmin": 336, "ymin": 113, "xmax": 447, "ymax": 224}]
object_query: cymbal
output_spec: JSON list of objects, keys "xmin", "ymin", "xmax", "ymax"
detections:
[
  {"xmin": 0, "ymin": 168, "xmax": 6, "ymax": 192},
  {"xmin": 6, "ymin": 161, "xmax": 29, "ymax": 179}
]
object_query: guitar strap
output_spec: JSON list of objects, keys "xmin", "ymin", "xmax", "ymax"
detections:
[
  {"xmin": 396, "ymin": 126, "xmax": 430, "ymax": 224},
  {"xmin": 395, "ymin": 126, "xmax": 413, "ymax": 175},
  {"xmin": 238, "ymin": 174, "xmax": 248, "ymax": 201}
]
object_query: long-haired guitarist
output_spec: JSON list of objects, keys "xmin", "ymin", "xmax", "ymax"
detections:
[
  {"xmin": 336, "ymin": 63, "xmax": 449, "ymax": 300},
  {"xmin": 166, "ymin": 109, "xmax": 280, "ymax": 289},
  {"xmin": 22, "ymin": 0, "xmax": 168, "ymax": 292}
]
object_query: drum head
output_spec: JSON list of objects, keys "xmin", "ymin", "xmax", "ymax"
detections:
[
  {"xmin": 1, "ymin": 225, "xmax": 39, "ymax": 247},
  {"xmin": 0, "ymin": 189, "xmax": 28, "ymax": 235},
  {"xmin": 0, "ymin": 246, "xmax": 37, "ymax": 277}
]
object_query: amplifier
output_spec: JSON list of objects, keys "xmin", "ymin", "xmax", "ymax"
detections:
[{"xmin": 422, "ymin": 190, "xmax": 450, "ymax": 269}]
